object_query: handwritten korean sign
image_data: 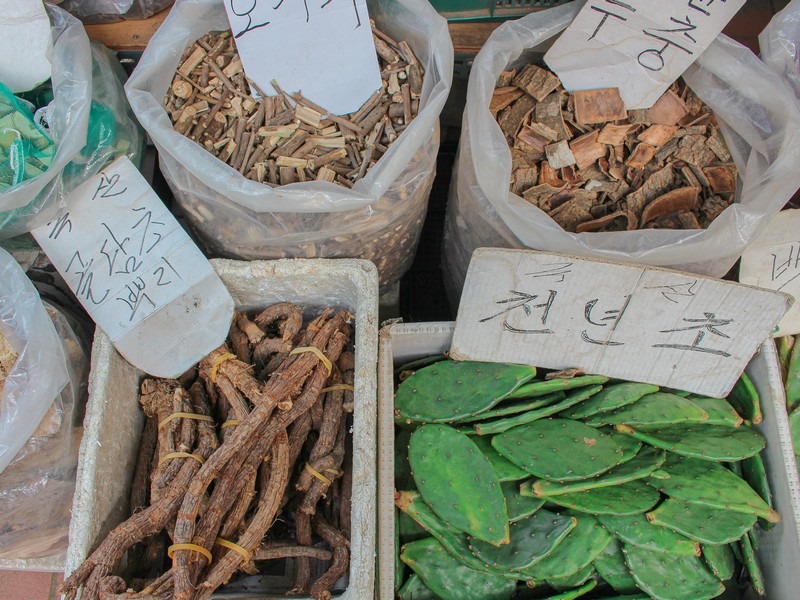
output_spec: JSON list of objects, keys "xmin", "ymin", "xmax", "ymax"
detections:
[
  {"xmin": 451, "ymin": 249, "xmax": 791, "ymax": 397},
  {"xmin": 544, "ymin": 0, "xmax": 746, "ymax": 109},
  {"xmin": 223, "ymin": 0, "xmax": 382, "ymax": 115},
  {"xmin": 739, "ymin": 209, "xmax": 800, "ymax": 337},
  {"xmin": 31, "ymin": 156, "xmax": 235, "ymax": 378}
]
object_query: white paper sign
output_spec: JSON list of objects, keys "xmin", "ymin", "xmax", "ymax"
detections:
[
  {"xmin": 222, "ymin": 0, "xmax": 382, "ymax": 116},
  {"xmin": 544, "ymin": 0, "xmax": 746, "ymax": 109},
  {"xmin": 0, "ymin": 0, "xmax": 52, "ymax": 93},
  {"xmin": 451, "ymin": 249, "xmax": 792, "ymax": 397},
  {"xmin": 739, "ymin": 210, "xmax": 800, "ymax": 337},
  {"xmin": 32, "ymin": 157, "xmax": 235, "ymax": 378}
]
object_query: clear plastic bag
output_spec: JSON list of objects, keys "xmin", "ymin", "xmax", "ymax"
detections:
[
  {"xmin": 760, "ymin": 0, "xmax": 800, "ymax": 99},
  {"xmin": 443, "ymin": 1, "xmax": 800, "ymax": 304},
  {"xmin": 125, "ymin": 0, "xmax": 453, "ymax": 292},
  {"xmin": 0, "ymin": 4, "xmax": 144, "ymax": 238},
  {"xmin": 55, "ymin": 0, "xmax": 174, "ymax": 23}
]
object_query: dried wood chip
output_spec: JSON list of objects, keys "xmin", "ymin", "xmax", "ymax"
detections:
[
  {"xmin": 535, "ymin": 92, "xmax": 571, "ymax": 141},
  {"xmin": 706, "ymin": 129, "xmax": 732, "ymax": 162},
  {"xmin": 626, "ymin": 143, "xmax": 656, "ymax": 169},
  {"xmin": 548, "ymin": 190, "xmax": 597, "ymax": 231},
  {"xmin": 545, "ymin": 140, "xmax": 577, "ymax": 169},
  {"xmin": 638, "ymin": 124, "xmax": 679, "ymax": 149},
  {"xmin": 569, "ymin": 130, "xmax": 606, "ymax": 170},
  {"xmin": 499, "ymin": 95, "xmax": 537, "ymax": 140},
  {"xmin": 523, "ymin": 183, "xmax": 564, "ymax": 210},
  {"xmin": 511, "ymin": 166, "xmax": 539, "ymax": 196},
  {"xmin": 597, "ymin": 123, "xmax": 634, "ymax": 145},
  {"xmin": 513, "ymin": 64, "xmax": 561, "ymax": 101},
  {"xmin": 517, "ymin": 126, "xmax": 551, "ymax": 152},
  {"xmin": 703, "ymin": 165, "xmax": 737, "ymax": 194},
  {"xmin": 497, "ymin": 70, "xmax": 516, "ymax": 88},
  {"xmin": 647, "ymin": 90, "xmax": 689, "ymax": 126},
  {"xmin": 675, "ymin": 134, "xmax": 717, "ymax": 168},
  {"xmin": 576, "ymin": 210, "xmax": 630, "ymax": 233},
  {"xmin": 678, "ymin": 211, "xmax": 702, "ymax": 229},
  {"xmin": 641, "ymin": 187, "xmax": 699, "ymax": 225},
  {"xmin": 626, "ymin": 164, "xmax": 674, "ymax": 217},
  {"xmin": 539, "ymin": 162, "xmax": 567, "ymax": 187},
  {"xmin": 491, "ymin": 87, "xmax": 525, "ymax": 113},
  {"xmin": 574, "ymin": 88, "xmax": 627, "ymax": 124}
]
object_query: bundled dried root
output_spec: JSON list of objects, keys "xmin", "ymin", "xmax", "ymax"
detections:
[
  {"xmin": 166, "ymin": 23, "xmax": 423, "ymax": 188},
  {"xmin": 495, "ymin": 64, "xmax": 737, "ymax": 232},
  {"xmin": 60, "ymin": 304, "xmax": 355, "ymax": 600}
]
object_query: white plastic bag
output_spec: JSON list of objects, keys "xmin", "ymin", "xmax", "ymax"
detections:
[
  {"xmin": 0, "ymin": 248, "xmax": 69, "ymax": 474},
  {"xmin": 125, "ymin": 0, "xmax": 453, "ymax": 292},
  {"xmin": 760, "ymin": 0, "xmax": 800, "ymax": 99},
  {"xmin": 443, "ymin": 1, "xmax": 800, "ymax": 303}
]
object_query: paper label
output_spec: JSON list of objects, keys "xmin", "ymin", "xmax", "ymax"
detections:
[
  {"xmin": 544, "ymin": 0, "xmax": 745, "ymax": 109},
  {"xmin": 0, "ymin": 0, "xmax": 52, "ymax": 93},
  {"xmin": 451, "ymin": 249, "xmax": 791, "ymax": 397},
  {"xmin": 32, "ymin": 156, "xmax": 234, "ymax": 378},
  {"xmin": 222, "ymin": 0, "xmax": 382, "ymax": 116},
  {"xmin": 739, "ymin": 209, "xmax": 800, "ymax": 337}
]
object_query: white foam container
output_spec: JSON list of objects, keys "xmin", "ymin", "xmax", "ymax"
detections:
[
  {"xmin": 377, "ymin": 322, "xmax": 800, "ymax": 600},
  {"xmin": 65, "ymin": 258, "xmax": 379, "ymax": 599}
]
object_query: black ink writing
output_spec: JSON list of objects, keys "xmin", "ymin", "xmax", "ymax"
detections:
[
  {"xmin": 525, "ymin": 262, "xmax": 573, "ymax": 283},
  {"xmin": 116, "ymin": 277, "xmax": 156, "ymax": 322},
  {"xmin": 481, "ymin": 290, "xmax": 557, "ymax": 335},
  {"xmin": 231, "ymin": 0, "xmax": 271, "ymax": 38},
  {"xmin": 589, "ymin": 0, "xmax": 636, "ymax": 40},
  {"xmin": 47, "ymin": 212, "xmax": 72, "ymax": 240},
  {"xmin": 771, "ymin": 243, "xmax": 800, "ymax": 292},
  {"xmin": 653, "ymin": 312, "xmax": 733, "ymax": 357},
  {"xmin": 645, "ymin": 280, "xmax": 698, "ymax": 304},
  {"xmin": 92, "ymin": 171, "xmax": 128, "ymax": 201},
  {"xmin": 580, "ymin": 295, "xmax": 631, "ymax": 346},
  {"xmin": 66, "ymin": 251, "xmax": 110, "ymax": 305}
]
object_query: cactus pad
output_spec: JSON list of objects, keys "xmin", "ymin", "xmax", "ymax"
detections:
[
  {"xmin": 596, "ymin": 513, "xmax": 700, "ymax": 556},
  {"xmin": 585, "ymin": 392, "xmax": 708, "ymax": 427},
  {"xmin": 470, "ymin": 509, "xmax": 576, "ymax": 571},
  {"xmin": 547, "ymin": 563, "xmax": 596, "ymax": 590},
  {"xmin": 395, "ymin": 361, "xmax": 537, "ymax": 424},
  {"xmin": 623, "ymin": 544, "xmax": 724, "ymax": 600},
  {"xmin": 739, "ymin": 532, "xmax": 765, "ymax": 597},
  {"xmin": 702, "ymin": 543, "xmax": 735, "ymax": 582},
  {"xmin": 646, "ymin": 454, "xmax": 780, "ymax": 523},
  {"xmin": 593, "ymin": 538, "xmax": 640, "ymax": 594},
  {"xmin": 614, "ymin": 424, "xmax": 766, "ymax": 461},
  {"xmin": 455, "ymin": 391, "xmax": 566, "ymax": 424},
  {"xmin": 645, "ymin": 498, "xmax": 756, "ymax": 545},
  {"xmin": 529, "ymin": 446, "xmax": 665, "ymax": 497},
  {"xmin": 397, "ymin": 573, "xmax": 439, "ymax": 600},
  {"xmin": 501, "ymin": 481, "xmax": 545, "ymax": 522},
  {"xmin": 790, "ymin": 407, "xmax": 800, "ymax": 458},
  {"xmin": 541, "ymin": 579, "xmax": 598, "ymax": 599},
  {"xmin": 787, "ymin": 340, "xmax": 800, "ymax": 412},
  {"xmin": 741, "ymin": 453, "xmax": 774, "ymax": 531},
  {"xmin": 492, "ymin": 419, "xmax": 625, "ymax": 481},
  {"xmin": 504, "ymin": 374, "xmax": 609, "ymax": 401},
  {"xmin": 686, "ymin": 396, "xmax": 744, "ymax": 427},
  {"xmin": 564, "ymin": 382, "xmax": 660, "ymax": 420},
  {"xmin": 472, "ymin": 434, "xmax": 530, "ymax": 482},
  {"xmin": 538, "ymin": 481, "xmax": 661, "ymax": 516},
  {"xmin": 409, "ymin": 424, "xmax": 509, "ymax": 545},
  {"xmin": 400, "ymin": 537, "xmax": 517, "ymax": 600},
  {"xmin": 728, "ymin": 372, "xmax": 762, "ymax": 425}
]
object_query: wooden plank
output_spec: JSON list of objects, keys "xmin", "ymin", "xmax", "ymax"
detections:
[{"xmin": 84, "ymin": 7, "xmax": 171, "ymax": 51}]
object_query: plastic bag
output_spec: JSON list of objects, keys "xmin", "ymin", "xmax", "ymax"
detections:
[
  {"xmin": 760, "ymin": 0, "xmax": 800, "ymax": 99},
  {"xmin": 125, "ymin": 0, "xmax": 453, "ymax": 292},
  {"xmin": 0, "ymin": 4, "xmax": 144, "ymax": 238},
  {"xmin": 0, "ymin": 298, "xmax": 88, "ymax": 561},
  {"xmin": 442, "ymin": 1, "xmax": 800, "ymax": 304},
  {"xmin": 56, "ymin": 0, "xmax": 174, "ymax": 23}
]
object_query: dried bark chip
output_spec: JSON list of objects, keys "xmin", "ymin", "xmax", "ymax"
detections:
[
  {"xmin": 539, "ymin": 161, "xmax": 567, "ymax": 187},
  {"xmin": 609, "ymin": 180, "xmax": 631, "ymax": 202},
  {"xmin": 637, "ymin": 124, "xmax": 679, "ymax": 149},
  {"xmin": 585, "ymin": 179, "xmax": 620, "ymax": 194},
  {"xmin": 681, "ymin": 165, "xmax": 703, "ymax": 189},
  {"xmin": 597, "ymin": 123, "xmax": 634, "ymax": 146},
  {"xmin": 675, "ymin": 134, "xmax": 717, "ymax": 167},
  {"xmin": 497, "ymin": 69, "xmax": 517, "ymax": 88},
  {"xmin": 574, "ymin": 88, "xmax": 627, "ymax": 124},
  {"xmin": 706, "ymin": 129, "xmax": 732, "ymax": 162},
  {"xmin": 523, "ymin": 183, "xmax": 565, "ymax": 210},
  {"xmin": 548, "ymin": 190, "xmax": 597, "ymax": 231},
  {"xmin": 491, "ymin": 87, "xmax": 525, "ymax": 113},
  {"xmin": 674, "ymin": 125, "xmax": 708, "ymax": 138},
  {"xmin": 703, "ymin": 165, "xmax": 737, "ymax": 194},
  {"xmin": 626, "ymin": 143, "xmax": 656, "ymax": 169},
  {"xmin": 511, "ymin": 166, "xmax": 539, "ymax": 195},
  {"xmin": 535, "ymin": 91, "xmax": 571, "ymax": 141},
  {"xmin": 626, "ymin": 164, "xmax": 674, "ymax": 217},
  {"xmin": 647, "ymin": 90, "xmax": 689, "ymax": 126},
  {"xmin": 576, "ymin": 210, "xmax": 630, "ymax": 232},
  {"xmin": 513, "ymin": 64, "xmax": 561, "ymax": 101},
  {"xmin": 677, "ymin": 211, "xmax": 702, "ymax": 229},
  {"xmin": 569, "ymin": 130, "xmax": 606, "ymax": 170},
  {"xmin": 701, "ymin": 195, "xmax": 732, "ymax": 225},
  {"xmin": 518, "ymin": 126, "xmax": 551, "ymax": 152},
  {"xmin": 628, "ymin": 109, "xmax": 650, "ymax": 124},
  {"xmin": 499, "ymin": 95, "xmax": 537, "ymax": 140},
  {"xmin": 545, "ymin": 140, "xmax": 577, "ymax": 169},
  {"xmin": 641, "ymin": 187, "xmax": 699, "ymax": 225},
  {"xmin": 654, "ymin": 137, "xmax": 681, "ymax": 163},
  {"xmin": 512, "ymin": 145, "xmax": 544, "ymax": 166},
  {"xmin": 527, "ymin": 121, "xmax": 560, "ymax": 142}
]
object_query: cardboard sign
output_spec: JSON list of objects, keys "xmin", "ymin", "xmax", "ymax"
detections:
[
  {"xmin": 451, "ymin": 249, "xmax": 791, "ymax": 397},
  {"xmin": 740, "ymin": 210, "xmax": 800, "ymax": 337},
  {"xmin": 32, "ymin": 157, "xmax": 235, "ymax": 378},
  {"xmin": 0, "ymin": 0, "xmax": 52, "ymax": 93},
  {"xmin": 544, "ymin": 0, "xmax": 746, "ymax": 109},
  {"xmin": 222, "ymin": 0, "xmax": 382, "ymax": 116}
]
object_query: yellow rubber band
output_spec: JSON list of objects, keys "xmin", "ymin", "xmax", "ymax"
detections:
[
  {"xmin": 220, "ymin": 419, "xmax": 240, "ymax": 429},
  {"xmin": 215, "ymin": 537, "xmax": 252, "ymax": 562},
  {"xmin": 289, "ymin": 347, "xmax": 332, "ymax": 376},
  {"xmin": 158, "ymin": 412, "xmax": 215, "ymax": 430},
  {"xmin": 168, "ymin": 543, "xmax": 213, "ymax": 562},
  {"xmin": 324, "ymin": 468, "xmax": 340, "ymax": 476},
  {"xmin": 320, "ymin": 384, "xmax": 355, "ymax": 393},
  {"xmin": 210, "ymin": 353, "xmax": 237, "ymax": 383},
  {"xmin": 158, "ymin": 452, "xmax": 206, "ymax": 467},
  {"xmin": 304, "ymin": 462, "xmax": 332, "ymax": 485}
]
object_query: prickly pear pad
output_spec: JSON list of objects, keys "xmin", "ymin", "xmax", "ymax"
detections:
[
  {"xmin": 623, "ymin": 544, "xmax": 724, "ymax": 600},
  {"xmin": 645, "ymin": 499, "xmax": 757, "ymax": 545},
  {"xmin": 564, "ymin": 382, "xmax": 660, "ymax": 420},
  {"xmin": 615, "ymin": 424, "xmax": 766, "ymax": 462},
  {"xmin": 538, "ymin": 481, "xmax": 661, "ymax": 516},
  {"xmin": 409, "ymin": 424, "xmax": 510, "ymax": 546},
  {"xmin": 596, "ymin": 513, "xmax": 700, "ymax": 556}
]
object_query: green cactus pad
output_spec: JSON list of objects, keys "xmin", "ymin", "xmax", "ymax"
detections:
[
  {"xmin": 741, "ymin": 453, "xmax": 775, "ymax": 531},
  {"xmin": 492, "ymin": 419, "xmax": 624, "ymax": 482},
  {"xmin": 455, "ymin": 391, "xmax": 566, "ymax": 424},
  {"xmin": 686, "ymin": 396, "xmax": 744, "ymax": 427},
  {"xmin": 787, "ymin": 339, "xmax": 800, "ymax": 412},
  {"xmin": 395, "ymin": 361, "xmax": 537, "ymax": 424},
  {"xmin": 396, "ymin": 508, "xmax": 406, "ymax": 593},
  {"xmin": 646, "ymin": 455, "xmax": 780, "ymax": 524},
  {"xmin": 400, "ymin": 538, "xmax": 517, "ymax": 600},
  {"xmin": 528, "ymin": 446, "xmax": 666, "ymax": 497},
  {"xmin": 539, "ymin": 481, "xmax": 661, "ymax": 516},
  {"xmin": 623, "ymin": 544, "xmax": 724, "ymax": 600},
  {"xmin": 547, "ymin": 564, "xmax": 595, "ymax": 590},
  {"xmin": 396, "ymin": 429, "xmax": 414, "ymax": 490},
  {"xmin": 739, "ymin": 533, "xmax": 766, "ymax": 597},
  {"xmin": 397, "ymin": 574, "xmax": 440, "ymax": 600},
  {"xmin": 472, "ymin": 434, "xmax": 530, "ymax": 482},
  {"xmin": 476, "ymin": 386, "xmax": 605, "ymax": 435},
  {"xmin": 789, "ymin": 407, "xmax": 800, "ymax": 458},
  {"xmin": 702, "ymin": 543, "xmax": 735, "ymax": 582},
  {"xmin": 645, "ymin": 498, "xmax": 756, "ymax": 545},
  {"xmin": 520, "ymin": 512, "xmax": 612, "ymax": 580},
  {"xmin": 614, "ymin": 424, "xmax": 766, "ymax": 461},
  {"xmin": 596, "ymin": 513, "xmax": 700, "ymax": 556},
  {"xmin": 541, "ymin": 579, "xmax": 598, "ymax": 599},
  {"xmin": 662, "ymin": 388, "xmax": 692, "ymax": 397},
  {"xmin": 396, "ymin": 353, "xmax": 448, "ymax": 378},
  {"xmin": 504, "ymin": 375, "xmax": 610, "ymax": 401},
  {"xmin": 400, "ymin": 509, "xmax": 430, "ymax": 543},
  {"xmin": 502, "ymin": 481, "xmax": 545, "ymax": 522},
  {"xmin": 728, "ymin": 372, "xmax": 762, "ymax": 425},
  {"xmin": 563, "ymin": 382, "xmax": 660, "ymax": 420},
  {"xmin": 585, "ymin": 392, "xmax": 708, "ymax": 428},
  {"xmin": 593, "ymin": 538, "xmax": 640, "ymax": 594},
  {"xmin": 409, "ymin": 424, "xmax": 509, "ymax": 546},
  {"xmin": 470, "ymin": 509, "xmax": 576, "ymax": 571}
]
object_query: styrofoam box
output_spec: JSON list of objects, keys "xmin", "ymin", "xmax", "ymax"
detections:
[
  {"xmin": 377, "ymin": 322, "xmax": 800, "ymax": 600},
  {"xmin": 65, "ymin": 258, "xmax": 379, "ymax": 599}
]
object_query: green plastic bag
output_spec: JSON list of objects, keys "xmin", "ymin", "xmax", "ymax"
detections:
[{"xmin": 0, "ymin": 83, "xmax": 55, "ymax": 190}]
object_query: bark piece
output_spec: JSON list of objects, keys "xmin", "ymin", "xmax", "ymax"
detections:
[
  {"xmin": 535, "ymin": 91, "xmax": 571, "ymax": 141},
  {"xmin": 499, "ymin": 95, "xmax": 537, "ymax": 140},
  {"xmin": 511, "ymin": 166, "xmax": 539, "ymax": 195},
  {"xmin": 626, "ymin": 143, "xmax": 656, "ymax": 169},
  {"xmin": 706, "ymin": 129, "xmax": 732, "ymax": 162},
  {"xmin": 545, "ymin": 140, "xmax": 577, "ymax": 169},
  {"xmin": 523, "ymin": 183, "xmax": 564, "ymax": 210},
  {"xmin": 539, "ymin": 161, "xmax": 567, "ymax": 187},
  {"xmin": 597, "ymin": 123, "xmax": 634, "ymax": 146},
  {"xmin": 513, "ymin": 64, "xmax": 561, "ymax": 101},
  {"xmin": 703, "ymin": 165, "xmax": 737, "ymax": 194},
  {"xmin": 675, "ymin": 134, "xmax": 717, "ymax": 167},
  {"xmin": 490, "ymin": 87, "xmax": 524, "ymax": 113},
  {"xmin": 575, "ymin": 210, "xmax": 630, "ymax": 232},
  {"xmin": 548, "ymin": 190, "xmax": 597, "ymax": 231},
  {"xmin": 647, "ymin": 90, "xmax": 689, "ymax": 126},
  {"xmin": 569, "ymin": 130, "xmax": 606, "ymax": 170},
  {"xmin": 638, "ymin": 124, "xmax": 679, "ymax": 148},
  {"xmin": 574, "ymin": 88, "xmax": 627, "ymax": 124},
  {"xmin": 625, "ymin": 164, "xmax": 674, "ymax": 217},
  {"xmin": 641, "ymin": 187, "xmax": 700, "ymax": 225}
]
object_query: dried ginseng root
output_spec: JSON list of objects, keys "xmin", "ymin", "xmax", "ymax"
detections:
[
  {"xmin": 494, "ymin": 63, "xmax": 738, "ymax": 233},
  {"xmin": 60, "ymin": 305, "xmax": 355, "ymax": 600},
  {"xmin": 166, "ymin": 23, "xmax": 423, "ymax": 188}
]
